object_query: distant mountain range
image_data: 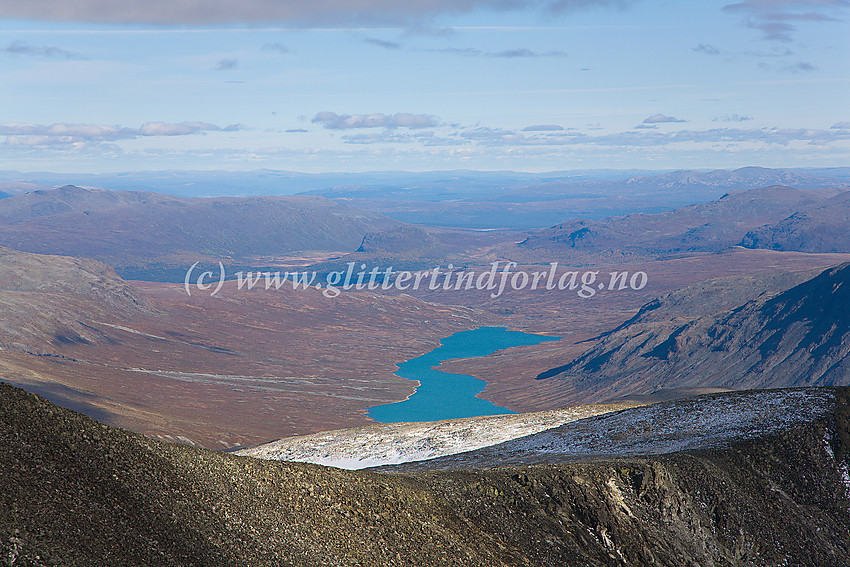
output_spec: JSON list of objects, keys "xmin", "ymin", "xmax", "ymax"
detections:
[
  {"xmin": 3, "ymin": 180, "xmax": 850, "ymax": 282},
  {"xmin": 536, "ymin": 263, "xmax": 850, "ymax": 403},
  {"xmin": 0, "ymin": 185, "xmax": 401, "ymax": 274},
  {"xmin": 307, "ymin": 184, "xmax": 850, "ymax": 273},
  {"xmin": 4, "ymin": 166, "xmax": 850, "ymax": 229},
  {"xmin": 302, "ymin": 166, "xmax": 850, "ymax": 228},
  {"xmin": 298, "ymin": 166, "xmax": 848, "ymax": 202}
]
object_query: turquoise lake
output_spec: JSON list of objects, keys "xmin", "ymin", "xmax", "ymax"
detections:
[{"xmin": 368, "ymin": 326, "xmax": 561, "ymax": 423}]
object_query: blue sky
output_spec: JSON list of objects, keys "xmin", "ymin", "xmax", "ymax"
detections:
[{"xmin": 1, "ymin": 0, "xmax": 848, "ymax": 172}]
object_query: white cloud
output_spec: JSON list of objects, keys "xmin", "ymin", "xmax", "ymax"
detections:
[
  {"xmin": 364, "ymin": 38, "xmax": 401, "ymax": 49},
  {"xmin": 312, "ymin": 112, "xmax": 438, "ymax": 129},
  {"xmin": 214, "ymin": 58, "xmax": 239, "ymax": 70},
  {"xmin": 338, "ymin": 123, "xmax": 850, "ymax": 150},
  {"xmin": 713, "ymin": 114, "xmax": 753, "ymax": 122},
  {"xmin": 340, "ymin": 130, "xmax": 454, "ymax": 145},
  {"xmin": 262, "ymin": 43, "xmax": 289, "ymax": 53},
  {"xmin": 460, "ymin": 127, "xmax": 523, "ymax": 141},
  {"xmin": 491, "ymin": 48, "xmax": 566, "ymax": 58},
  {"xmin": 138, "ymin": 122, "xmax": 223, "ymax": 136},
  {"xmin": 722, "ymin": 0, "xmax": 849, "ymax": 42},
  {"xmin": 781, "ymin": 61, "xmax": 817, "ymax": 72},
  {"xmin": 3, "ymin": 40, "xmax": 82, "ymax": 59},
  {"xmin": 692, "ymin": 43, "xmax": 721, "ymax": 55},
  {"xmin": 0, "ymin": 121, "xmax": 241, "ymax": 146},
  {"xmin": 427, "ymin": 46, "xmax": 567, "ymax": 58},
  {"xmin": 643, "ymin": 113, "xmax": 686, "ymax": 124}
]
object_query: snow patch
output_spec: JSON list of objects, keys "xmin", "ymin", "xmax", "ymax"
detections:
[
  {"xmin": 824, "ymin": 431, "xmax": 835, "ymax": 460},
  {"xmin": 839, "ymin": 463, "xmax": 850, "ymax": 495},
  {"xmin": 394, "ymin": 389, "xmax": 837, "ymax": 471},
  {"xmin": 236, "ymin": 403, "xmax": 634, "ymax": 469}
]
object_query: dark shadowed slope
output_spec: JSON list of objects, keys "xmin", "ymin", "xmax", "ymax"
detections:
[
  {"xmin": 0, "ymin": 185, "xmax": 402, "ymax": 270},
  {"xmin": 742, "ymin": 190, "xmax": 850, "ymax": 253},
  {"xmin": 536, "ymin": 263, "xmax": 850, "ymax": 403},
  {"xmin": 3, "ymin": 383, "xmax": 850, "ymax": 566},
  {"xmin": 516, "ymin": 186, "xmax": 846, "ymax": 261}
]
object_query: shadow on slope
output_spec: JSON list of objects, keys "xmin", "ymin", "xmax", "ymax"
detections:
[{"xmin": 2, "ymin": 383, "xmax": 850, "ymax": 566}]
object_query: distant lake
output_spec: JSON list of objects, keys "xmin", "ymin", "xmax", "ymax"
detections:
[{"xmin": 368, "ymin": 326, "xmax": 560, "ymax": 423}]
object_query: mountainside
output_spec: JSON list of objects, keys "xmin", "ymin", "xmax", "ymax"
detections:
[
  {"xmin": 742, "ymin": 190, "xmax": 850, "ymax": 253},
  {"xmin": 536, "ymin": 263, "xmax": 850, "ymax": 404},
  {"xmin": 356, "ymin": 224, "xmax": 441, "ymax": 254},
  {"xmin": 0, "ymin": 246, "xmax": 151, "ymax": 352},
  {"xmin": 517, "ymin": 186, "xmax": 845, "ymax": 261},
  {"xmin": 0, "ymin": 185, "xmax": 401, "ymax": 270},
  {"xmin": 3, "ymin": 383, "xmax": 849, "ymax": 566}
]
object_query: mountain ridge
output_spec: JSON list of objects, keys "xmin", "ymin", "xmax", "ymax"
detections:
[
  {"xmin": 536, "ymin": 263, "xmax": 850, "ymax": 404},
  {"xmin": 0, "ymin": 185, "xmax": 403, "ymax": 272},
  {"xmin": 516, "ymin": 185, "xmax": 847, "ymax": 261},
  {"xmin": 2, "ymin": 382, "xmax": 849, "ymax": 566}
]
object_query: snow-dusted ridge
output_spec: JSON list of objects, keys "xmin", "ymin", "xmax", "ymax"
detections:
[
  {"xmin": 235, "ymin": 403, "xmax": 637, "ymax": 469},
  {"xmin": 391, "ymin": 388, "xmax": 837, "ymax": 471}
]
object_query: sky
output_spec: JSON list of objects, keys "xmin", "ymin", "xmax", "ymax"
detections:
[{"xmin": 1, "ymin": 0, "xmax": 849, "ymax": 173}]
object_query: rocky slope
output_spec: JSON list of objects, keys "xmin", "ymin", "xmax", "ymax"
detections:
[
  {"xmin": 0, "ymin": 246, "xmax": 150, "ymax": 351},
  {"xmin": 536, "ymin": 263, "xmax": 850, "ymax": 403},
  {"xmin": 2, "ymin": 383, "xmax": 850, "ymax": 566}
]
